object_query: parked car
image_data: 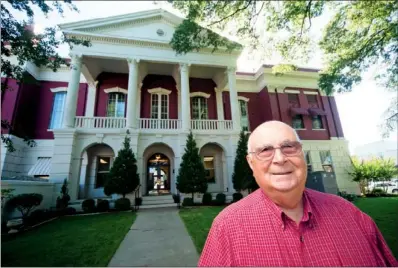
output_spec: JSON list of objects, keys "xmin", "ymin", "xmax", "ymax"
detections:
[{"xmin": 366, "ymin": 181, "xmax": 398, "ymax": 194}]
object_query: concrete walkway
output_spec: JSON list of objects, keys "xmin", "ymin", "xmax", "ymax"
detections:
[{"xmin": 108, "ymin": 207, "xmax": 199, "ymax": 267}]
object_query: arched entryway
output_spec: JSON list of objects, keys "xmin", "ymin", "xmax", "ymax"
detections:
[
  {"xmin": 199, "ymin": 143, "xmax": 227, "ymax": 193},
  {"xmin": 147, "ymin": 153, "xmax": 171, "ymax": 195}
]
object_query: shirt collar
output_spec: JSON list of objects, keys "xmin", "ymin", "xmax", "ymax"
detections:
[{"xmin": 259, "ymin": 189, "xmax": 315, "ymax": 228}]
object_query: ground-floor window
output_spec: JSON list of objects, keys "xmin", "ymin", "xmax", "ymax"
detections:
[
  {"xmin": 319, "ymin": 150, "xmax": 334, "ymax": 173},
  {"xmin": 203, "ymin": 156, "xmax": 216, "ymax": 183},
  {"xmin": 96, "ymin": 156, "xmax": 111, "ymax": 188}
]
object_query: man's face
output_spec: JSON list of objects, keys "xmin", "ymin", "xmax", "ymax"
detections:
[{"xmin": 247, "ymin": 124, "xmax": 307, "ymax": 193}]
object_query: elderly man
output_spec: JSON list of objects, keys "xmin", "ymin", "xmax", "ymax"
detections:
[{"xmin": 198, "ymin": 121, "xmax": 397, "ymax": 267}]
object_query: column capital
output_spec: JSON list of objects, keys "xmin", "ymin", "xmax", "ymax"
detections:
[
  {"xmin": 179, "ymin": 62, "xmax": 191, "ymax": 72},
  {"xmin": 267, "ymin": 84, "xmax": 286, "ymax": 93},
  {"xmin": 87, "ymin": 80, "xmax": 98, "ymax": 89},
  {"xmin": 69, "ymin": 53, "xmax": 83, "ymax": 70},
  {"xmin": 127, "ymin": 58, "xmax": 140, "ymax": 65},
  {"xmin": 226, "ymin": 66, "xmax": 236, "ymax": 74},
  {"xmin": 214, "ymin": 87, "xmax": 224, "ymax": 94}
]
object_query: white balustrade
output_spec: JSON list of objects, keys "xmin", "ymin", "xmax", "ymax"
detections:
[
  {"xmin": 74, "ymin": 116, "xmax": 126, "ymax": 129},
  {"xmin": 191, "ymin": 120, "xmax": 233, "ymax": 130},
  {"xmin": 138, "ymin": 118, "xmax": 181, "ymax": 130}
]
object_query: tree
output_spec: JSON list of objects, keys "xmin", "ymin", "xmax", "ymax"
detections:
[
  {"xmin": 1, "ymin": 0, "xmax": 90, "ymax": 152},
  {"xmin": 176, "ymin": 131, "xmax": 208, "ymax": 200},
  {"xmin": 6, "ymin": 193, "xmax": 43, "ymax": 224},
  {"xmin": 104, "ymin": 135, "xmax": 140, "ymax": 198},
  {"xmin": 167, "ymin": 1, "xmax": 398, "ymax": 137},
  {"xmin": 376, "ymin": 157, "xmax": 397, "ymax": 192},
  {"xmin": 56, "ymin": 178, "xmax": 70, "ymax": 209},
  {"xmin": 232, "ymin": 130, "xmax": 257, "ymax": 192}
]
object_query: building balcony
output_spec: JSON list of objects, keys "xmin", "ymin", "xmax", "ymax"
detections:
[{"xmin": 74, "ymin": 116, "xmax": 234, "ymax": 133}]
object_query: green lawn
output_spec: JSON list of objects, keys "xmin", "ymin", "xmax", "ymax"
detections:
[
  {"xmin": 1, "ymin": 212, "xmax": 136, "ymax": 267},
  {"xmin": 180, "ymin": 197, "xmax": 398, "ymax": 258}
]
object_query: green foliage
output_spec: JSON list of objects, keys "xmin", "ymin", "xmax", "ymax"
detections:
[
  {"xmin": 232, "ymin": 192, "xmax": 243, "ymax": 202},
  {"xmin": 6, "ymin": 193, "xmax": 43, "ymax": 222},
  {"xmin": 104, "ymin": 135, "xmax": 140, "ymax": 198},
  {"xmin": 232, "ymin": 130, "xmax": 257, "ymax": 192},
  {"xmin": 176, "ymin": 131, "xmax": 208, "ymax": 199},
  {"xmin": 56, "ymin": 179, "xmax": 70, "ymax": 209},
  {"xmin": 1, "ymin": 0, "xmax": 91, "ymax": 152},
  {"xmin": 96, "ymin": 199, "xmax": 110, "ymax": 212},
  {"xmin": 114, "ymin": 198, "xmax": 131, "ymax": 211},
  {"xmin": 82, "ymin": 199, "xmax": 95, "ymax": 213},
  {"xmin": 182, "ymin": 197, "xmax": 194, "ymax": 207},
  {"xmin": 338, "ymin": 191, "xmax": 358, "ymax": 202},
  {"xmin": 213, "ymin": 193, "xmax": 226, "ymax": 206},
  {"xmin": 202, "ymin": 193, "xmax": 213, "ymax": 205},
  {"xmin": 169, "ymin": 0, "xmax": 398, "ymax": 137}
]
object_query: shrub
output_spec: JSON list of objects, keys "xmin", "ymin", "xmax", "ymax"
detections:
[
  {"xmin": 82, "ymin": 199, "xmax": 95, "ymax": 213},
  {"xmin": 56, "ymin": 179, "xmax": 70, "ymax": 210},
  {"xmin": 172, "ymin": 194, "xmax": 180, "ymax": 203},
  {"xmin": 26, "ymin": 209, "xmax": 47, "ymax": 226},
  {"xmin": 202, "ymin": 193, "xmax": 212, "ymax": 205},
  {"xmin": 182, "ymin": 197, "xmax": 194, "ymax": 207},
  {"xmin": 6, "ymin": 193, "xmax": 43, "ymax": 224},
  {"xmin": 233, "ymin": 192, "xmax": 243, "ymax": 202},
  {"xmin": 96, "ymin": 199, "xmax": 110, "ymax": 212},
  {"xmin": 213, "ymin": 193, "xmax": 226, "ymax": 206},
  {"xmin": 338, "ymin": 191, "xmax": 358, "ymax": 202},
  {"xmin": 115, "ymin": 198, "xmax": 131, "ymax": 211},
  {"xmin": 63, "ymin": 207, "xmax": 77, "ymax": 215}
]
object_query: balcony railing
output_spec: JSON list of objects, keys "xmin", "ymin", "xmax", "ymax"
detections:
[
  {"xmin": 138, "ymin": 118, "xmax": 181, "ymax": 130},
  {"xmin": 74, "ymin": 117, "xmax": 233, "ymax": 131},
  {"xmin": 75, "ymin": 116, "xmax": 126, "ymax": 129},
  {"xmin": 191, "ymin": 120, "xmax": 233, "ymax": 131}
]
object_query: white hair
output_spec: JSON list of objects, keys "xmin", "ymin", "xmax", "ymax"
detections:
[{"xmin": 247, "ymin": 127, "xmax": 301, "ymax": 154}]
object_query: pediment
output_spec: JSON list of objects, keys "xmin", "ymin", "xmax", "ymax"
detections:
[{"xmin": 59, "ymin": 9, "xmax": 181, "ymax": 44}]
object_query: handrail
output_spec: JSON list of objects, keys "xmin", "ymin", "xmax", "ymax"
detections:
[{"xmin": 132, "ymin": 184, "xmax": 141, "ymax": 212}]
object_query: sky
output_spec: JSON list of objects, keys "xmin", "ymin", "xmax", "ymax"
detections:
[{"xmin": 9, "ymin": 1, "xmax": 397, "ymax": 154}]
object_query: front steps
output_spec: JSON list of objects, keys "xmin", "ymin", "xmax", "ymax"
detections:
[{"xmin": 140, "ymin": 194, "xmax": 177, "ymax": 209}]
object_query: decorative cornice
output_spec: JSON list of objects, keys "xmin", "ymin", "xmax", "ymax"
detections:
[
  {"xmin": 190, "ymin": 91, "xmax": 211, "ymax": 98},
  {"xmin": 50, "ymin": 87, "xmax": 67, "ymax": 93},
  {"xmin": 79, "ymin": 16, "xmax": 163, "ymax": 33},
  {"xmin": 104, "ymin": 87, "xmax": 128, "ymax": 94},
  {"xmin": 148, "ymin": 87, "xmax": 171, "ymax": 95},
  {"xmin": 64, "ymin": 33, "xmax": 242, "ymax": 56},
  {"xmin": 237, "ymin": 96, "xmax": 250, "ymax": 102}
]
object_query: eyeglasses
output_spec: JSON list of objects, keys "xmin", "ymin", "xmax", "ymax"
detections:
[{"xmin": 249, "ymin": 141, "xmax": 303, "ymax": 161}]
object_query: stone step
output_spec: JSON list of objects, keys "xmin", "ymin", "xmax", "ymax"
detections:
[
  {"xmin": 139, "ymin": 203, "xmax": 178, "ymax": 210},
  {"xmin": 143, "ymin": 198, "xmax": 175, "ymax": 205},
  {"xmin": 142, "ymin": 195, "xmax": 174, "ymax": 201}
]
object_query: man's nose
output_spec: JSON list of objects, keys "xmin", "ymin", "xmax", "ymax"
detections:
[{"xmin": 272, "ymin": 148, "xmax": 287, "ymax": 163}]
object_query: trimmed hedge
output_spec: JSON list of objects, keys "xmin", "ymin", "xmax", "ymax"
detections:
[
  {"xmin": 232, "ymin": 192, "xmax": 243, "ymax": 202},
  {"xmin": 182, "ymin": 197, "xmax": 194, "ymax": 206},
  {"xmin": 115, "ymin": 198, "xmax": 131, "ymax": 211},
  {"xmin": 82, "ymin": 199, "xmax": 95, "ymax": 213},
  {"xmin": 96, "ymin": 199, "xmax": 110, "ymax": 212},
  {"xmin": 202, "ymin": 193, "xmax": 212, "ymax": 205}
]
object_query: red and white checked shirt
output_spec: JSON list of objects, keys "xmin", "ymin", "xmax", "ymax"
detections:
[{"xmin": 198, "ymin": 188, "xmax": 398, "ymax": 267}]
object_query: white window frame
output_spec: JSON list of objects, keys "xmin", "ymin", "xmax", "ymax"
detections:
[
  {"xmin": 106, "ymin": 92, "xmax": 126, "ymax": 117},
  {"xmin": 148, "ymin": 87, "xmax": 171, "ymax": 120},
  {"xmin": 191, "ymin": 96, "xmax": 209, "ymax": 120},
  {"xmin": 48, "ymin": 90, "xmax": 67, "ymax": 129},
  {"xmin": 238, "ymin": 97, "xmax": 250, "ymax": 131}
]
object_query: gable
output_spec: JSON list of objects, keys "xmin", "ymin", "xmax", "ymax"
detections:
[{"xmin": 77, "ymin": 18, "xmax": 177, "ymax": 43}]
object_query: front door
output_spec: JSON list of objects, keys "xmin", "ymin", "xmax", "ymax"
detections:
[{"xmin": 147, "ymin": 153, "xmax": 170, "ymax": 195}]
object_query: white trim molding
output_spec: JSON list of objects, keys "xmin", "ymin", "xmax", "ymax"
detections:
[
  {"xmin": 50, "ymin": 87, "xmax": 67, "ymax": 93},
  {"xmin": 104, "ymin": 87, "xmax": 128, "ymax": 94},
  {"xmin": 237, "ymin": 96, "xmax": 250, "ymax": 102},
  {"xmin": 190, "ymin": 91, "xmax": 211, "ymax": 98},
  {"xmin": 303, "ymin": 91, "xmax": 319, "ymax": 95},
  {"xmin": 285, "ymin": 89, "xmax": 300, "ymax": 94},
  {"xmin": 148, "ymin": 87, "xmax": 172, "ymax": 95}
]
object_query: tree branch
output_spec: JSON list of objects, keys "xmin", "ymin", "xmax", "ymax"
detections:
[
  {"xmin": 207, "ymin": 1, "xmax": 253, "ymax": 27},
  {"xmin": 299, "ymin": 0, "xmax": 312, "ymax": 39}
]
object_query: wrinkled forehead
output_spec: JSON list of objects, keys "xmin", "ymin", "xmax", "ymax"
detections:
[{"xmin": 250, "ymin": 126, "xmax": 299, "ymax": 149}]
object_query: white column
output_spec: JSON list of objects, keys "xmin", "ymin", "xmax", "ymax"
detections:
[
  {"xmin": 227, "ymin": 66, "xmax": 241, "ymax": 131},
  {"xmin": 180, "ymin": 63, "xmax": 191, "ymax": 131},
  {"xmin": 63, "ymin": 53, "xmax": 82, "ymax": 128},
  {"xmin": 85, "ymin": 81, "xmax": 98, "ymax": 117},
  {"xmin": 126, "ymin": 58, "xmax": 139, "ymax": 129},
  {"xmin": 136, "ymin": 83, "xmax": 143, "ymax": 124},
  {"xmin": 215, "ymin": 87, "xmax": 224, "ymax": 120}
]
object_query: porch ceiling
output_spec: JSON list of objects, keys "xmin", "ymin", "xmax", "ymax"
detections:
[{"xmin": 83, "ymin": 56, "xmax": 227, "ymax": 81}]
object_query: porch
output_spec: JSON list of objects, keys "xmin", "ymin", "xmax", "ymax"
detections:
[{"xmin": 74, "ymin": 116, "xmax": 234, "ymax": 132}]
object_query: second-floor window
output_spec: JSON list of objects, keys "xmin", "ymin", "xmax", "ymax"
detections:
[
  {"xmin": 49, "ymin": 91, "xmax": 67, "ymax": 129},
  {"xmin": 192, "ymin": 96, "xmax": 208, "ymax": 120},
  {"xmin": 239, "ymin": 100, "xmax": 249, "ymax": 131},
  {"xmin": 151, "ymin": 94, "xmax": 169, "ymax": 119},
  {"xmin": 292, "ymin": 115, "xmax": 305, "ymax": 129},
  {"xmin": 106, "ymin": 93, "xmax": 125, "ymax": 117}
]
